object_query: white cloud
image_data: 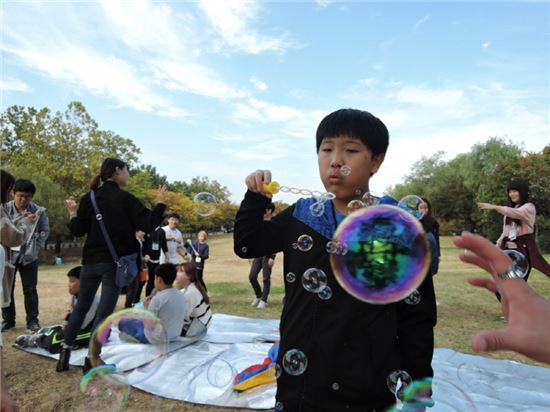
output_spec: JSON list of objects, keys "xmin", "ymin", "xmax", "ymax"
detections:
[
  {"xmin": 197, "ymin": 0, "xmax": 291, "ymax": 54},
  {"xmin": 234, "ymin": 98, "xmax": 301, "ymax": 123},
  {"xmin": 372, "ymin": 64, "xmax": 384, "ymax": 71},
  {"xmin": 315, "ymin": 0, "xmax": 334, "ymax": 8},
  {"xmin": 414, "ymin": 14, "xmax": 431, "ymax": 30},
  {"xmin": 482, "ymin": 41, "xmax": 491, "ymax": 49},
  {"xmin": 249, "ymin": 76, "xmax": 268, "ymax": 91},
  {"xmin": 358, "ymin": 78, "xmax": 377, "ymax": 87},
  {"xmin": 0, "ymin": 76, "xmax": 32, "ymax": 92}
]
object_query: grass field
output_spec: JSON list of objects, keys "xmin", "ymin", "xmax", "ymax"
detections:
[{"xmin": 3, "ymin": 235, "xmax": 550, "ymax": 411}]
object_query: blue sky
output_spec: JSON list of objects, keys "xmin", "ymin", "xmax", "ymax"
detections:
[{"xmin": 1, "ymin": 0, "xmax": 549, "ymax": 203}]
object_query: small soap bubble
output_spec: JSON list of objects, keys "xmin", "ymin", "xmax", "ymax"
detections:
[
  {"xmin": 404, "ymin": 289, "xmax": 421, "ymax": 305},
  {"xmin": 282, "ymin": 349, "xmax": 308, "ymax": 376},
  {"xmin": 354, "ymin": 189, "xmax": 362, "ymax": 196},
  {"xmin": 340, "ymin": 165, "xmax": 352, "ymax": 176},
  {"xmin": 88, "ymin": 308, "xmax": 168, "ymax": 386},
  {"xmin": 296, "ymin": 235, "xmax": 313, "ymax": 252},
  {"xmin": 309, "ymin": 202, "xmax": 325, "ymax": 217},
  {"xmin": 347, "ymin": 199, "xmax": 366, "ymax": 214},
  {"xmin": 326, "ymin": 241, "xmax": 339, "ymax": 254},
  {"xmin": 503, "ymin": 249, "xmax": 529, "ymax": 278},
  {"xmin": 362, "ymin": 192, "xmax": 381, "ymax": 207},
  {"xmin": 331, "ymin": 205, "xmax": 429, "ymax": 304},
  {"xmin": 336, "ymin": 243, "xmax": 348, "ymax": 256},
  {"xmin": 275, "ymin": 401, "xmax": 284, "ymax": 411},
  {"xmin": 302, "ymin": 268, "xmax": 328, "ymax": 293},
  {"xmin": 286, "ymin": 272, "xmax": 296, "ymax": 283},
  {"xmin": 387, "ymin": 370, "xmax": 412, "ymax": 400},
  {"xmin": 331, "ymin": 382, "xmax": 340, "ymax": 391},
  {"xmin": 318, "ymin": 286, "xmax": 333, "ymax": 300},
  {"xmin": 398, "ymin": 195, "xmax": 425, "ymax": 219},
  {"xmin": 193, "ymin": 192, "xmax": 217, "ymax": 217},
  {"xmin": 292, "ymin": 243, "xmax": 298, "ymax": 250},
  {"xmin": 207, "ymin": 358, "xmax": 235, "ymax": 388},
  {"xmin": 319, "ymin": 192, "xmax": 336, "ymax": 202},
  {"xmin": 241, "ymin": 246, "xmax": 248, "ymax": 253}
]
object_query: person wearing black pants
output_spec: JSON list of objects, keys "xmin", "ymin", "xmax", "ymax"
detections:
[
  {"xmin": 57, "ymin": 158, "xmax": 166, "ymax": 373},
  {"xmin": 143, "ymin": 226, "xmax": 168, "ymax": 297}
]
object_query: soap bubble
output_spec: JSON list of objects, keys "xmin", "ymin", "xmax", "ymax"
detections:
[
  {"xmin": 503, "ymin": 249, "xmax": 529, "ymax": 278},
  {"xmin": 319, "ymin": 192, "xmax": 336, "ymax": 202},
  {"xmin": 88, "ymin": 308, "xmax": 168, "ymax": 386},
  {"xmin": 318, "ymin": 286, "xmax": 333, "ymax": 300},
  {"xmin": 330, "ymin": 205, "xmax": 430, "ymax": 304},
  {"xmin": 275, "ymin": 401, "xmax": 284, "ymax": 411},
  {"xmin": 206, "ymin": 358, "xmax": 236, "ymax": 388},
  {"xmin": 398, "ymin": 195, "xmax": 425, "ymax": 219},
  {"xmin": 301, "ymin": 268, "xmax": 328, "ymax": 293},
  {"xmin": 387, "ymin": 370, "xmax": 412, "ymax": 400},
  {"xmin": 79, "ymin": 365, "xmax": 129, "ymax": 412},
  {"xmin": 274, "ymin": 363, "xmax": 282, "ymax": 379},
  {"xmin": 292, "ymin": 243, "xmax": 298, "ymax": 250},
  {"xmin": 286, "ymin": 272, "xmax": 296, "ymax": 283},
  {"xmin": 309, "ymin": 202, "xmax": 325, "ymax": 217},
  {"xmin": 362, "ymin": 192, "xmax": 381, "ymax": 207},
  {"xmin": 296, "ymin": 235, "xmax": 313, "ymax": 252},
  {"xmin": 340, "ymin": 165, "xmax": 352, "ymax": 176},
  {"xmin": 282, "ymin": 349, "xmax": 308, "ymax": 376},
  {"xmin": 193, "ymin": 192, "xmax": 217, "ymax": 217},
  {"xmin": 404, "ymin": 289, "xmax": 421, "ymax": 305},
  {"xmin": 326, "ymin": 241, "xmax": 339, "ymax": 254},
  {"xmin": 347, "ymin": 200, "xmax": 366, "ymax": 214}
]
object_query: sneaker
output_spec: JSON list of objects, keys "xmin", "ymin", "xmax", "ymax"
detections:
[
  {"xmin": 16, "ymin": 335, "xmax": 32, "ymax": 347},
  {"xmin": 26, "ymin": 321, "xmax": 41, "ymax": 333},
  {"xmin": 257, "ymin": 300, "xmax": 267, "ymax": 309},
  {"xmin": 251, "ymin": 297, "xmax": 261, "ymax": 307},
  {"xmin": 1, "ymin": 320, "xmax": 15, "ymax": 332}
]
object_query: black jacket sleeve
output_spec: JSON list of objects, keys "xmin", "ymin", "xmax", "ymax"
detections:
[
  {"xmin": 234, "ymin": 190, "xmax": 292, "ymax": 259},
  {"xmin": 126, "ymin": 194, "xmax": 166, "ymax": 233},
  {"xmin": 68, "ymin": 193, "xmax": 92, "ymax": 238},
  {"xmin": 396, "ymin": 274, "xmax": 437, "ymax": 385}
]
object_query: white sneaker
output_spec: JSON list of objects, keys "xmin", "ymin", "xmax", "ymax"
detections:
[
  {"xmin": 257, "ymin": 300, "xmax": 267, "ymax": 309},
  {"xmin": 251, "ymin": 297, "xmax": 261, "ymax": 307}
]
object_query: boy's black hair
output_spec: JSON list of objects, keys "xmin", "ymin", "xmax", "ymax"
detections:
[
  {"xmin": 13, "ymin": 179, "xmax": 36, "ymax": 195},
  {"xmin": 67, "ymin": 266, "xmax": 82, "ymax": 279},
  {"xmin": 165, "ymin": 213, "xmax": 181, "ymax": 221},
  {"xmin": 316, "ymin": 108, "xmax": 389, "ymax": 156},
  {"xmin": 266, "ymin": 202, "xmax": 276, "ymax": 212},
  {"xmin": 155, "ymin": 263, "xmax": 177, "ymax": 285}
]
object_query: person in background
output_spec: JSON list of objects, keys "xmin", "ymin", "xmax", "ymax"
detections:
[
  {"xmin": 174, "ymin": 262, "xmax": 212, "ymax": 336},
  {"xmin": 185, "ymin": 230, "xmax": 209, "ymax": 291},
  {"xmin": 143, "ymin": 225, "xmax": 168, "ymax": 297},
  {"xmin": 420, "ymin": 198, "xmax": 440, "ymax": 277},
  {"xmin": 125, "ymin": 230, "xmax": 146, "ymax": 307},
  {"xmin": 160, "ymin": 214, "xmax": 184, "ymax": 266},
  {"xmin": 248, "ymin": 203, "xmax": 277, "ymax": 309},
  {"xmin": 2, "ymin": 179, "xmax": 50, "ymax": 333}
]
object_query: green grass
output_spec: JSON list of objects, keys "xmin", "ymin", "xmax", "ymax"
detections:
[{"xmin": 3, "ymin": 235, "xmax": 550, "ymax": 411}]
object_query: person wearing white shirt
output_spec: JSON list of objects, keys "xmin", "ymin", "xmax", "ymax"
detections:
[
  {"xmin": 175, "ymin": 262, "xmax": 212, "ymax": 336},
  {"xmin": 160, "ymin": 214, "xmax": 184, "ymax": 266}
]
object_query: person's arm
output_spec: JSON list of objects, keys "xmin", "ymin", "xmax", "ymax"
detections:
[
  {"xmin": 33, "ymin": 207, "xmax": 49, "ymax": 249},
  {"xmin": 147, "ymin": 294, "xmax": 161, "ymax": 317},
  {"xmin": 127, "ymin": 187, "xmax": 167, "ymax": 233},
  {"xmin": 454, "ymin": 232, "xmax": 550, "ymax": 365},
  {"xmin": 66, "ymin": 194, "xmax": 92, "ymax": 237},
  {"xmin": 234, "ymin": 191, "xmax": 290, "ymax": 259},
  {"xmin": 201, "ymin": 243, "xmax": 209, "ymax": 260},
  {"xmin": 478, "ymin": 202, "xmax": 536, "ymax": 222}
]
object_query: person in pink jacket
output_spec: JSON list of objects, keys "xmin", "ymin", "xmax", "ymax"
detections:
[{"xmin": 478, "ymin": 179, "xmax": 550, "ymax": 281}]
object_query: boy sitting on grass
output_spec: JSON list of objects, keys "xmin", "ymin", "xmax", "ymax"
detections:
[{"xmin": 15, "ymin": 266, "xmax": 99, "ymax": 353}]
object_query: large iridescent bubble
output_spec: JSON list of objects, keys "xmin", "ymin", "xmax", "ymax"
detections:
[{"xmin": 330, "ymin": 205, "xmax": 430, "ymax": 304}]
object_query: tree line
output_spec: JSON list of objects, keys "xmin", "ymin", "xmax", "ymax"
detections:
[
  {"xmin": 388, "ymin": 138, "xmax": 550, "ymax": 252},
  {"xmin": 1, "ymin": 102, "xmax": 238, "ymax": 252}
]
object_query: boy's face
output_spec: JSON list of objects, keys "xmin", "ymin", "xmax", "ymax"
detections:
[
  {"xmin": 318, "ymin": 136, "xmax": 384, "ymax": 200},
  {"xmin": 14, "ymin": 191, "xmax": 33, "ymax": 211},
  {"xmin": 198, "ymin": 233, "xmax": 206, "ymax": 242},
  {"xmin": 167, "ymin": 217, "xmax": 179, "ymax": 229},
  {"xmin": 68, "ymin": 276, "xmax": 80, "ymax": 295}
]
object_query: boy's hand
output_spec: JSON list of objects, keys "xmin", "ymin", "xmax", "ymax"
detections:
[
  {"xmin": 64, "ymin": 199, "xmax": 78, "ymax": 217},
  {"xmin": 245, "ymin": 170, "xmax": 273, "ymax": 199},
  {"xmin": 157, "ymin": 185, "xmax": 167, "ymax": 204}
]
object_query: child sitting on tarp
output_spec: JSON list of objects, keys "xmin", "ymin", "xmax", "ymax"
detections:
[
  {"xmin": 174, "ymin": 262, "xmax": 212, "ymax": 337},
  {"xmin": 15, "ymin": 266, "xmax": 99, "ymax": 353},
  {"xmin": 119, "ymin": 263, "xmax": 187, "ymax": 343}
]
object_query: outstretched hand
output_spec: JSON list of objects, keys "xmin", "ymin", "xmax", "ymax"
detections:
[
  {"xmin": 245, "ymin": 170, "xmax": 273, "ymax": 199},
  {"xmin": 454, "ymin": 232, "xmax": 550, "ymax": 365},
  {"xmin": 157, "ymin": 185, "xmax": 167, "ymax": 204}
]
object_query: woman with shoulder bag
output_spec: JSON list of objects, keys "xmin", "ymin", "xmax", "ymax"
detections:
[{"xmin": 57, "ymin": 158, "xmax": 167, "ymax": 372}]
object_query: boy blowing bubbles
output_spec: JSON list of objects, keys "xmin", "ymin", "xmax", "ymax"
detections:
[{"xmin": 234, "ymin": 109, "xmax": 436, "ymax": 411}]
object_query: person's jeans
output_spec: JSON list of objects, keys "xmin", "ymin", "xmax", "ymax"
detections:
[
  {"xmin": 248, "ymin": 257, "xmax": 272, "ymax": 302},
  {"xmin": 2, "ymin": 260, "xmax": 39, "ymax": 325},
  {"xmin": 64, "ymin": 262, "xmax": 119, "ymax": 347}
]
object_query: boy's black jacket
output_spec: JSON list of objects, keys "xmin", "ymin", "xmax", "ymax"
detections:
[{"xmin": 235, "ymin": 191, "xmax": 436, "ymax": 412}]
